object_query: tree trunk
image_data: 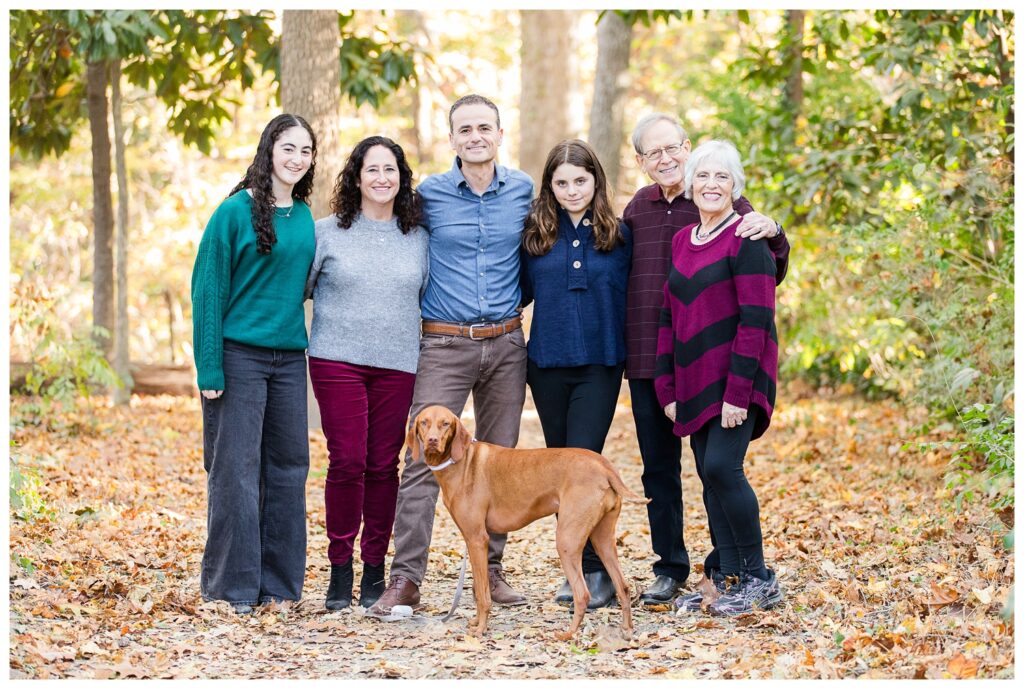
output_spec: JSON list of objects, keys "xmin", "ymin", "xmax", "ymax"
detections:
[
  {"xmin": 397, "ymin": 10, "xmax": 435, "ymax": 166},
  {"xmin": 281, "ymin": 10, "xmax": 342, "ymax": 429},
  {"xmin": 518, "ymin": 11, "xmax": 575, "ymax": 185},
  {"xmin": 111, "ymin": 59, "xmax": 133, "ymax": 405},
  {"xmin": 784, "ymin": 10, "xmax": 805, "ymax": 121},
  {"xmin": 163, "ymin": 289, "xmax": 178, "ymax": 364},
  {"xmin": 995, "ymin": 9, "xmax": 1013, "ymax": 159},
  {"xmin": 86, "ymin": 59, "xmax": 114, "ymax": 359},
  {"xmin": 281, "ymin": 10, "xmax": 342, "ymax": 220},
  {"xmin": 588, "ymin": 12, "xmax": 633, "ymax": 200}
]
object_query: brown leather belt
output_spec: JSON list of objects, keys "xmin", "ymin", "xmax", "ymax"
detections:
[{"xmin": 421, "ymin": 316, "xmax": 522, "ymax": 340}]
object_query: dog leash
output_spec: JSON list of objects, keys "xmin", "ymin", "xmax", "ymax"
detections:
[
  {"xmin": 441, "ymin": 549, "xmax": 468, "ymax": 622},
  {"xmin": 364, "ymin": 549, "xmax": 468, "ymax": 623}
]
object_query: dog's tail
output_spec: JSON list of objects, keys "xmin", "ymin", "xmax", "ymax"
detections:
[{"xmin": 600, "ymin": 456, "xmax": 650, "ymax": 504}]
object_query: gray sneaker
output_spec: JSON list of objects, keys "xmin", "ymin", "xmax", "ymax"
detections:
[
  {"xmin": 674, "ymin": 571, "xmax": 729, "ymax": 612},
  {"xmin": 707, "ymin": 569, "xmax": 782, "ymax": 616}
]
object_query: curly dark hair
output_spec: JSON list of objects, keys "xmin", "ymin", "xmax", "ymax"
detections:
[
  {"xmin": 523, "ymin": 139, "xmax": 622, "ymax": 256},
  {"xmin": 330, "ymin": 135, "xmax": 422, "ymax": 234},
  {"xmin": 229, "ymin": 113, "xmax": 317, "ymax": 254}
]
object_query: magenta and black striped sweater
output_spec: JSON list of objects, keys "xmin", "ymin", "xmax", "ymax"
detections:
[{"xmin": 654, "ymin": 217, "xmax": 778, "ymax": 439}]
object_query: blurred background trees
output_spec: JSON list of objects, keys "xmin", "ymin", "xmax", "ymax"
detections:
[{"xmin": 8, "ymin": 9, "xmax": 1014, "ymax": 509}]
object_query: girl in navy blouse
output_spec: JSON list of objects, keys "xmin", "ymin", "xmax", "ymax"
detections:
[{"xmin": 520, "ymin": 139, "xmax": 632, "ymax": 609}]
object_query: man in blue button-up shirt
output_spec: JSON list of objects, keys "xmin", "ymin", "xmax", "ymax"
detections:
[{"xmin": 369, "ymin": 95, "xmax": 535, "ymax": 616}]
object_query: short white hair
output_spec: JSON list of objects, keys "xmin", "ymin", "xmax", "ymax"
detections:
[
  {"xmin": 683, "ymin": 140, "xmax": 746, "ymax": 201},
  {"xmin": 631, "ymin": 113, "xmax": 688, "ymax": 155}
]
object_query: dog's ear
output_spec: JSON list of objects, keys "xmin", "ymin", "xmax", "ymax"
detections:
[
  {"xmin": 406, "ymin": 418, "xmax": 421, "ymax": 462},
  {"xmin": 450, "ymin": 415, "xmax": 472, "ymax": 462}
]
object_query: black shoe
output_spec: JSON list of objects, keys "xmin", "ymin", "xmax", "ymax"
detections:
[
  {"xmin": 554, "ymin": 579, "xmax": 573, "ymax": 605},
  {"xmin": 359, "ymin": 561, "xmax": 387, "ymax": 608},
  {"xmin": 584, "ymin": 571, "xmax": 618, "ymax": 610},
  {"xmin": 639, "ymin": 574, "xmax": 685, "ymax": 605},
  {"xmin": 325, "ymin": 560, "xmax": 354, "ymax": 610}
]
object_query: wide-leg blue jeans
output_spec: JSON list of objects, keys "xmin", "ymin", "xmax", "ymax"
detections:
[{"xmin": 200, "ymin": 339, "xmax": 309, "ymax": 605}]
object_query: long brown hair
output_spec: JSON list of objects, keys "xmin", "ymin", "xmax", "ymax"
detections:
[
  {"xmin": 229, "ymin": 114, "xmax": 317, "ymax": 255},
  {"xmin": 523, "ymin": 139, "xmax": 621, "ymax": 256}
]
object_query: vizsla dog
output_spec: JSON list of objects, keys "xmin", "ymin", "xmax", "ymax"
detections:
[{"xmin": 407, "ymin": 405, "xmax": 649, "ymax": 640}]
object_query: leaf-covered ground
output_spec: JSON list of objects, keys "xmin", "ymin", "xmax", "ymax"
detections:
[{"xmin": 8, "ymin": 387, "xmax": 1014, "ymax": 679}]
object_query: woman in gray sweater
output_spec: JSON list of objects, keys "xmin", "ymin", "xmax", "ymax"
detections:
[{"xmin": 305, "ymin": 136, "xmax": 429, "ymax": 610}]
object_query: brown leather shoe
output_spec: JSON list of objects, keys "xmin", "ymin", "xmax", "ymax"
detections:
[
  {"xmin": 366, "ymin": 575, "xmax": 421, "ymax": 616},
  {"xmin": 488, "ymin": 565, "xmax": 527, "ymax": 606}
]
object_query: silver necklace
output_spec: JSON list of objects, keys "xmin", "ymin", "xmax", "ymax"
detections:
[
  {"xmin": 274, "ymin": 204, "xmax": 293, "ymax": 218},
  {"xmin": 695, "ymin": 211, "xmax": 736, "ymax": 241}
]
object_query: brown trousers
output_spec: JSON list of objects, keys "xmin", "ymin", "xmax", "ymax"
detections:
[{"xmin": 389, "ymin": 328, "xmax": 528, "ymax": 585}]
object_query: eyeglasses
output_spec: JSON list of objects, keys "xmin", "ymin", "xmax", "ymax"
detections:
[{"xmin": 641, "ymin": 143, "xmax": 684, "ymax": 162}]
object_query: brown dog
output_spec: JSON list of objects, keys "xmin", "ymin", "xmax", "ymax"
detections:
[{"xmin": 406, "ymin": 405, "xmax": 649, "ymax": 639}]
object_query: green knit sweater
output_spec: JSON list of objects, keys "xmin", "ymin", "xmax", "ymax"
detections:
[{"xmin": 191, "ymin": 190, "xmax": 315, "ymax": 390}]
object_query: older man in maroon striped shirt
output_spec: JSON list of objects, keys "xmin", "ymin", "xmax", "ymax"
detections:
[{"xmin": 623, "ymin": 113, "xmax": 791, "ymax": 606}]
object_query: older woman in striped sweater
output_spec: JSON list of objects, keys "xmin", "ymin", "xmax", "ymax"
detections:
[{"xmin": 654, "ymin": 140, "xmax": 782, "ymax": 616}]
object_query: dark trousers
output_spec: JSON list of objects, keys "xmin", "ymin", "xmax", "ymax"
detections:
[
  {"xmin": 309, "ymin": 357, "xmax": 416, "ymax": 567},
  {"xmin": 629, "ymin": 378, "xmax": 695, "ymax": 581},
  {"xmin": 689, "ymin": 412, "xmax": 765, "ymax": 578},
  {"xmin": 527, "ymin": 360, "xmax": 624, "ymax": 574},
  {"xmin": 201, "ymin": 340, "xmax": 310, "ymax": 605}
]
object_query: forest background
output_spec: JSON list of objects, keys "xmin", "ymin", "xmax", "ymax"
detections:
[{"xmin": 6, "ymin": 7, "xmax": 1016, "ymax": 679}]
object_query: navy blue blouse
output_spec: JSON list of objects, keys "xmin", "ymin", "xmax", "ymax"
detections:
[{"xmin": 520, "ymin": 209, "xmax": 633, "ymax": 368}]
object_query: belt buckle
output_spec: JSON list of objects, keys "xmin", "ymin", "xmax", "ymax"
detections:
[{"xmin": 468, "ymin": 323, "xmax": 487, "ymax": 341}]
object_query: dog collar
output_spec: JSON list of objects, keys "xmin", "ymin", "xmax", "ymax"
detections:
[{"xmin": 425, "ymin": 438, "xmax": 476, "ymax": 473}]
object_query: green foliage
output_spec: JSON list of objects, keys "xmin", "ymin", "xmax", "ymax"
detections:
[
  {"xmin": 9, "ymin": 9, "xmax": 277, "ymax": 157},
  {"xmin": 10, "ymin": 9, "xmax": 421, "ymax": 157},
  {"xmin": 944, "ymin": 401, "xmax": 1015, "ymax": 511},
  {"xmin": 9, "ymin": 10, "xmax": 87, "ymax": 158},
  {"xmin": 12, "ymin": 554, "xmax": 37, "ymax": 575},
  {"xmin": 10, "ymin": 460, "xmax": 56, "ymax": 524},
  {"xmin": 11, "ymin": 283, "xmax": 121, "ymax": 426},
  {"xmin": 1001, "ymin": 530, "xmax": 1013, "ymax": 621},
  {"xmin": 608, "ymin": 10, "xmax": 689, "ymax": 27},
  {"xmin": 123, "ymin": 11, "xmax": 277, "ymax": 153},
  {"xmin": 335, "ymin": 11, "xmax": 418, "ymax": 108}
]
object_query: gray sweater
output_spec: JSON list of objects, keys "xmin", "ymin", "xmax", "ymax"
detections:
[{"xmin": 305, "ymin": 213, "xmax": 429, "ymax": 374}]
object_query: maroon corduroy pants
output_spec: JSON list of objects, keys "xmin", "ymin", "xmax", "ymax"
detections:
[{"xmin": 309, "ymin": 357, "xmax": 416, "ymax": 566}]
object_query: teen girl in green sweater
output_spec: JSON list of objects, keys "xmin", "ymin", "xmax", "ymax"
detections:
[{"xmin": 191, "ymin": 114, "xmax": 317, "ymax": 614}]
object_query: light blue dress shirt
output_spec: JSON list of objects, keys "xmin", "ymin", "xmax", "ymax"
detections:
[{"xmin": 418, "ymin": 157, "xmax": 534, "ymax": 323}]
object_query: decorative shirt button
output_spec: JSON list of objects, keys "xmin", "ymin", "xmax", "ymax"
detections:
[
  {"xmin": 582, "ymin": 218, "xmax": 592, "ymax": 226},
  {"xmin": 572, "ymin": 239, "xmax": 580, "ymax": 247},
  {"xmin": 573, "ymin": 260, "xmax": 582, "ymax": 269}
]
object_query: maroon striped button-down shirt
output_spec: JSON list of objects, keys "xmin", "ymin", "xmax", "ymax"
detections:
[{"xmin": 622, "ymin": 183, "xmax": 789, "ymax": 379}]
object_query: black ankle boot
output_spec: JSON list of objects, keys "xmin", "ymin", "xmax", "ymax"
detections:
[
  {"xmin": 325, "ymin": 560, "xmax": 354, "ymax": 610},
  {"xmin": 359, "ymin": 561, "xmax": 387, "ymax": 608}
]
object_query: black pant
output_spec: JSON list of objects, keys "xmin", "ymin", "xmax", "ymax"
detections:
[
  {"xmin": 629, "ymin": 378, "xmax": 698, "ymax": 582},
  {"xmin": 527, "ymin": 360, "xmax": 624, "ymax": 574},
  {"xmin": 201, "ymin": 340, "xmax": 310, "ymax": 605},
  {"xmin": 689, "ymin": 411, "xmax": 765, "ymax": 578}
]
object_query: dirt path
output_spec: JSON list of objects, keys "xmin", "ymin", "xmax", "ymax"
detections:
[{"xmin": 8, "ymin": 388, "xmax": 1014, "ymax": 679}]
